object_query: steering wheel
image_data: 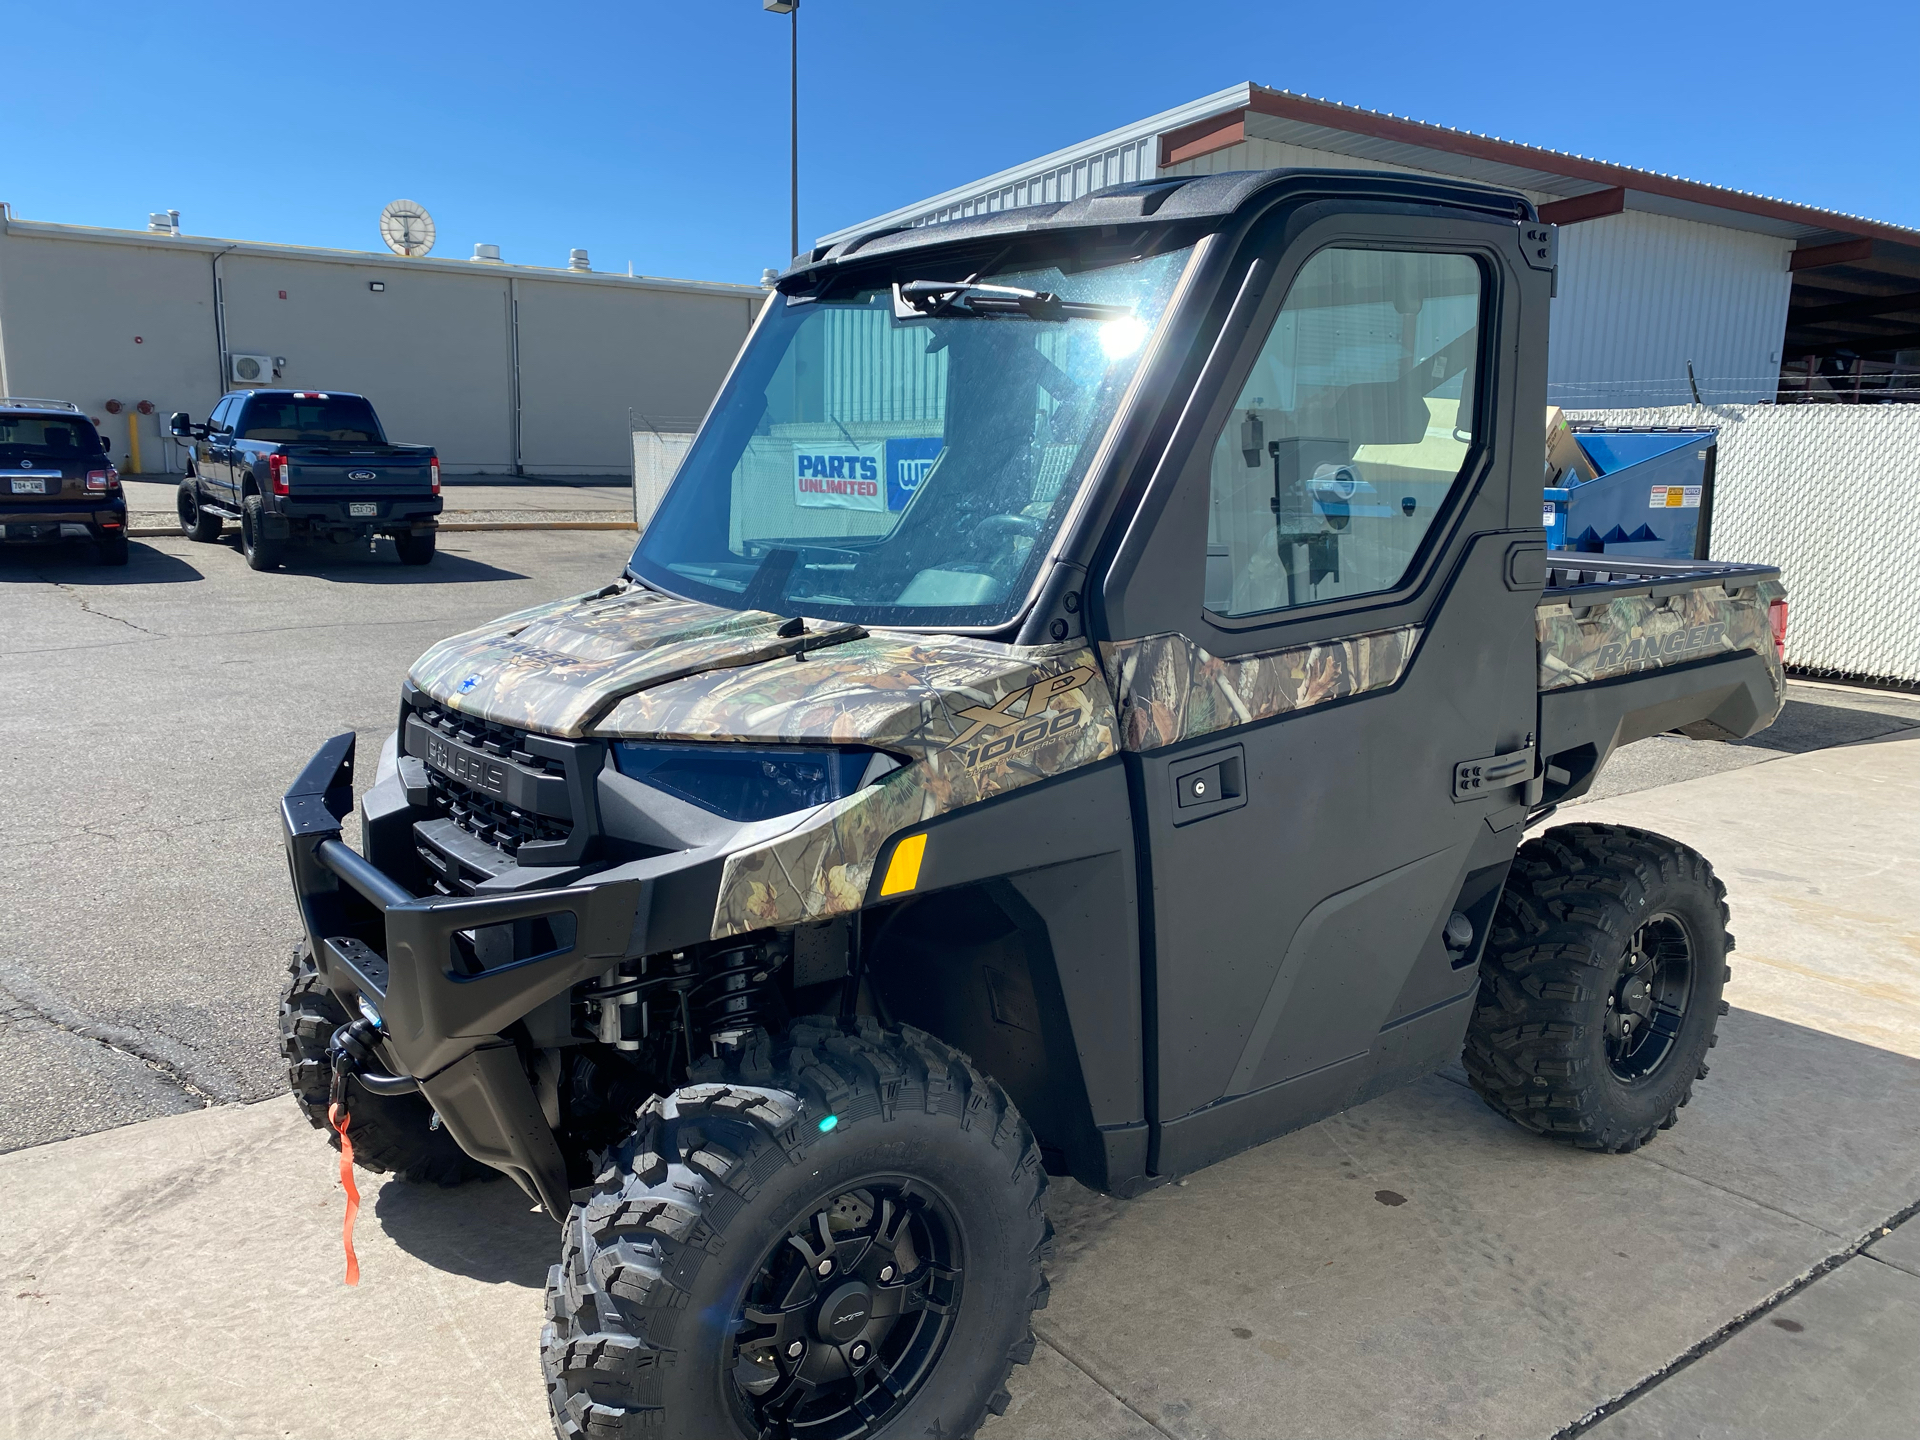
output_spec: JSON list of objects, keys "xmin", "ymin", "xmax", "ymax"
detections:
[{"xmin": 974, "ymin": 513, "xmax": 1041, "ymax": 542}]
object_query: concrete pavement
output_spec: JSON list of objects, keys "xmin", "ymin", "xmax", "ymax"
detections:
[{"xmin": 2, "ymin": 721, "xmax": 1915, "ymax": 1437}]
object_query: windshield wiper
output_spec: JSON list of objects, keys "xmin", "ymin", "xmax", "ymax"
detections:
[{"xmin": 892, "ymin": 278, "xmax": 1132, "ymax": 323}]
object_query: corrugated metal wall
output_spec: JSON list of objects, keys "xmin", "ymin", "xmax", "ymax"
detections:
[
  {"xmin": 1568, "ymin": 402, "xmax": 1920, "ymax": 684},
  {"xmin": 1550, "ymin": 215, "xmax": 1791, "ymax": 409},
  {"xmin": 883, "ymin": 138, "xmax": 1157, "ymax": 229},
  {"xmin": 1169, "ymin": 140, "xmax": 1793, "ymax": 412},
  {"xmin": 843, "ymin": 126, "xmax": 1799, "ymax": 417}
]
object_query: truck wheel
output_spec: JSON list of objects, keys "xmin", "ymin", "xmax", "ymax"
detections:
[
  {"xmin": 543, "ymin": 1016, "xmax": 1051, "ymax": 1440},
  {"xmin": 177, "ymin": 481, "xmax": 222, "ymax": 542},
  {"xmin": 241, "ymin": 494, "xmax": 283, "ymax": 571},
  {"xmin": 1464, "ymin": 823, "xmax": 1731, "ymax": 1154},
  {"xmin": 278, "ymin": 942, "xmax": 490, "ymax": 1185},
  {"xmin": 394, "ymin": 529, "xmax": 436, "ymax": 566}
]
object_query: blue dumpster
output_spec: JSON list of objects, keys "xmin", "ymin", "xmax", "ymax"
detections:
[{"xmin": 1544, "ymin": 427, "xmax": 1717, "ymax": 561}]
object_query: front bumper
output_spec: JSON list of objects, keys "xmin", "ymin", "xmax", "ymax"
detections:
[{"xmin": 282, "ymin": 732, "xmax": 638, "ymax": 1215}]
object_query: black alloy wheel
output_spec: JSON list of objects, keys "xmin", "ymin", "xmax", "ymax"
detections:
[
  {"xmin": 1605, "ymin": 913, "xmax": 1695, "ymax": 1081},
  {"xmin": 730, "ymin": 1180, "xmax": 962, "ymax": 1439},
  {"xmin": 177, "ymin": 480, "xmax": 221, "ymax": 541}
]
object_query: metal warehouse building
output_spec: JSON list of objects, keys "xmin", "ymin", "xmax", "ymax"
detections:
[
  {"xmin": 0, "ymin": 206, "xmax": 767, "ymax": 476},
  {"xmin": 821, "ymin": 84, "xmax": 1920, "ymax": 409}
]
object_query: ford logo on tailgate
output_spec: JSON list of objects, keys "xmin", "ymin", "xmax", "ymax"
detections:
[{"xmin": 347, "ymin": 469, "xmax": 377, "ymax": 480}]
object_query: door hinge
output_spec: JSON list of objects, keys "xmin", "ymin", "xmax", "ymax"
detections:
[{"xmin": 1453, "ymin": 740, "xmax": 1536, "ymax": 802}]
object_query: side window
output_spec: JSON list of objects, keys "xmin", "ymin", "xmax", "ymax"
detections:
[
  {"xmin": 210, "ymin": 397, "xmax": 237, "ymax": 434},
  {"xmin": 1204, "ymin": 248, "xmax": 1482, "ymax": 618}
]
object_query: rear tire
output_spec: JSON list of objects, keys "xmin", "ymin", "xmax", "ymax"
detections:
[
  {"xmin": 1465, "ymin": 823, "xmax": 1731, "ymax": 1153},
  {"xmin": 96, "ymin": 530, "xmax": 129, "ymax": 566},
  {"xmin": 177, "ymin": 480, "xmax": 222, "ymax": 541},
  {"xmin": 394, "ymin": 528, "xmax": 436, "ymax": 566},
  {"xmin": 278, "ymin": 942, "xmax": 491, "ymax": 1184},
  {"xmin": 543, "ymin": 1016, "xmax": 1051, "ymax": 1440},
  {"xmin": 241, "ymin": 494, "xmax": 283, "ymax": 571}
]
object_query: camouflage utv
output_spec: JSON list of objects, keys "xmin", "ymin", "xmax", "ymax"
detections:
[{"xmin": 278, "ymin": 168, "xmax": 1787, "ymax": 1439}]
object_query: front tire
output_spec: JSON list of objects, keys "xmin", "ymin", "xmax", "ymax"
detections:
[
  {"xmin": 177, "ymin": 480, "xmax": 222, "ymax": 541},
  {"xmin": 241, "ymin": 494, "xmax": 283, "ymax": 570},
  {"xmin": 543, "ymin": 1017, "xmax": 1051, "ymax": 1440},
  {"xmin": 1465, "ymin": 823, "xmax": 1731, "ymax": 1153},
  {"xmin": 278, "ymin": 942, "xmax": 491, "ymax": 1184}
]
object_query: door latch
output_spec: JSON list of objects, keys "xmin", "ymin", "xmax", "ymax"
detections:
[
  {"xmin": 1170, "ymin": 743, "xmax": 1246, "ymax": 825},
  {"xmin": 1453, "ymin": 740, "xmax": 1536, "ymax": 801}
]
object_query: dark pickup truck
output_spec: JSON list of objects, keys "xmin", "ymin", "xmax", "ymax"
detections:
[
  {"xmin": 169, "ymin": 390, "xmax": 440, "ymax": 569},
  {"xmin": 273, "ymin": 170, "xmax": 1788, "ymax": 1439}
]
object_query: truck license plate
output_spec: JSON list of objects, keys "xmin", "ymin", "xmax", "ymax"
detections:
[
  {"xmin": 9, "ymin": 478, "xmax": 47, "ymax": 494},
  {"xmin": 349, "ymin": 502, "xmax": 378, "ymax": 517}
]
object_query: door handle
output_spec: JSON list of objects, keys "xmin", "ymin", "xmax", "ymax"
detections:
[{"xmin": 1170, "ymin": 743, "xmax": 1247, "ymax": 825}]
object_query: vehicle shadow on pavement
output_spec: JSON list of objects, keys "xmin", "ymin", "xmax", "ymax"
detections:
[
  {"xmin": 372, "ymin": 1172, "xmax": 556, "ymax": 1287},
  {"xmin": 1731, "ymin": 697, "xmax": 1920, "ymax": 753},
  {"xmin": 0, "ymin": 540, "xmax": 203, "ymax": 583},
  {"xmin": 213, "ymin": 536, "xmax": 530, "ymax": 584}
]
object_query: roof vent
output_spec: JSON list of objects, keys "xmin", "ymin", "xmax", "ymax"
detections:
[
  {"xmin": 471, "ymin": 243, "xmax": 502, "ymax": 263},
  {"xmin": 760, "ymin": 268, "xmax": 780, "ymax": 287},
  {"xmin": 569, "ymin": 248, "xmax": 591, "ymax": 271},
  {"xmin": 148, "ymin": 210, "xmax": 180, "ymax": 235}
]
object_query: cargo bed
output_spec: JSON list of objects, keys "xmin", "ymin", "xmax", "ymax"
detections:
[{"xmin": 1535, "ymin": 554, "xmax": 1787, "ymax": 807}]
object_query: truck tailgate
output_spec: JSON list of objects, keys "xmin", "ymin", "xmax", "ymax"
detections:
[
  {"xmin": 288, "ymin": 448, "xmax": 434, "ymax": 496},
  {"xmin": 1535, "ymin": 555, "xmax": 1786, "ymax": 806}
]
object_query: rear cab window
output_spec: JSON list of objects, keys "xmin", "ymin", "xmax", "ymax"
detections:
[{"xmin": 238, "ymin": 394, "xmax": 384, "ymax": 443}]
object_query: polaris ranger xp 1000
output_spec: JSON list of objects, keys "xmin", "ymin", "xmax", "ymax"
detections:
[{"xmin": 279, "ymin": 168, "xmax": 1787, "ymax": 1440}]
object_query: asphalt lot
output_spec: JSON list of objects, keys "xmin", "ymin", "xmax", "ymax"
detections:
[
  {"xmin": 3, "ymin": 528, "xmax": 1919, "ymax": 1439},
  {"xmin": 0, "ymin": 528, "xmax": 638, "ymax": 1150}
]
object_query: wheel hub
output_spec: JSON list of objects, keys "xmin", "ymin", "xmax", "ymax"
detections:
[
  {"xmin": 814, "ymin": 1279, "xmax": 873, "ymax": 1344},
  {"xmin": 730, "ymin": 1181, "xmax": 963, "ymax": 1440},
  {"xmin": 1606, "ymin": 914, "xmax": 1695, "ymax": 1081}
]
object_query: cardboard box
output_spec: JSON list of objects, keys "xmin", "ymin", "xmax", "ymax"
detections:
[{"xmin": 1545, "ymin": 405, "xmax": 1600, "ymax": 485}]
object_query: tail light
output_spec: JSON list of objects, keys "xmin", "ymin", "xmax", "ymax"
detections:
[
  {"xmin": 430, "ymin": 457, "xmax": 440, "ymax": 496},
  {"xmin": 1768, "ymin": 599, "xmax": 1789, "ymax": 661},
  {"xmin": 269, "ymin": 454, "xmax": 290, "ymax": 496},
  {"xmin": 86, "ymin": 467, "xmax": 119, "ymax": 492}
]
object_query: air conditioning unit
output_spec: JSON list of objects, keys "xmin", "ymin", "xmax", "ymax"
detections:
[{"xmin": 229, "ymin": 353, "xmax": 273, "ymax": 385}]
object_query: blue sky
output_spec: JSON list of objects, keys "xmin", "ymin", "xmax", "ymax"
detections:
[{"xmin": 9, "ymin": 1, "xmax": 1914, "ymax": 286}]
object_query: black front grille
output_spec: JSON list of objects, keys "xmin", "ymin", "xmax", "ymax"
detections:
[
  {"xmin": 407, "ymin": 699, "xmax": 574, "ymax": 862},
  {"xmin": 425, "ymin": 767, "xmax": 570, "ymax": 854}
]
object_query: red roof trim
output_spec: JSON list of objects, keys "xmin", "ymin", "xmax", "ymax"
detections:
[{"xmin": 1225, "ymin": 85, "xmax": 1918, "ymax": 247}]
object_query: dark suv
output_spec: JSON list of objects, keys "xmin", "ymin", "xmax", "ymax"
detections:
[{"xmin": 0, "ymin": 399, "xmax": 127, "ymax": 565}]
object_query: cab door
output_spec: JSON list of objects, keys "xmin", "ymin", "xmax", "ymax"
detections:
[
  {"xmin": 1096, "ymin": 207, "xmax": 1549, "ymax": 1177},
  {"xmin": 200, "ymin": 396, "xmax": 237, "ymax": 503}
]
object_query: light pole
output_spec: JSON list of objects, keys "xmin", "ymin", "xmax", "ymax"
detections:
[{"xmin": 764, "ymin": 0, "xmax": 798, "ymax": 262}]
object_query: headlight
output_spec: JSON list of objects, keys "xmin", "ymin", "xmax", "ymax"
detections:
[{"xmin": 611, "ymin": 743, "xmax": 900, "ymax": 822}]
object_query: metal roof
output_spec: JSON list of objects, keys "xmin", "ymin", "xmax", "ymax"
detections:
[
  {"xmin": 819, "ymin": 82, "xmax": 1920, "ymax": 253},
  {"xmin": 0, "ymin": 206, "xmax": 765, "ymax": 300}
]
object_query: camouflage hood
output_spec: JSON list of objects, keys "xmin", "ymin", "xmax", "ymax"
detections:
[{"xmin": 407, "ymin": 584, "xmax": 871, "ymax": 739}]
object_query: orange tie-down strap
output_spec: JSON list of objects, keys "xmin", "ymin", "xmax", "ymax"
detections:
[{"xmin": 327, "ymin": 1103, "xmax": 361, "ymax": 1286}]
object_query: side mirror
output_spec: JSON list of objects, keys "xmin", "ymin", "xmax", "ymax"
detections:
[
  {"xmin": 101, "ymin": 433, "xmax": 115, "ymax": 451},
  {"xmin": 168, "ymin": 411, "xmax": 192, "ymax": 437}
]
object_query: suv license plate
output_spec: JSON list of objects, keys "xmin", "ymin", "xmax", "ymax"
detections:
[
  {"xmin": 10, "ymin": 478, "xmax": 47, "ymax": 494},
  {"xmin": 349, "ymin": 502, "xmax": 378, "ymax": 517}
]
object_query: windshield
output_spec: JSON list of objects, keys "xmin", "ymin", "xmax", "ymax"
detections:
[
  {"xmin": 629, "ymin": 244, "xmax": 1194, "ymax": 629},
  {"xmin": 238, "ymin": 395, "xmax": 384, "ymax": 443},
  {"xmin": 0, "ymin": 414, "xmax": 104, "ymax": 462}
]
